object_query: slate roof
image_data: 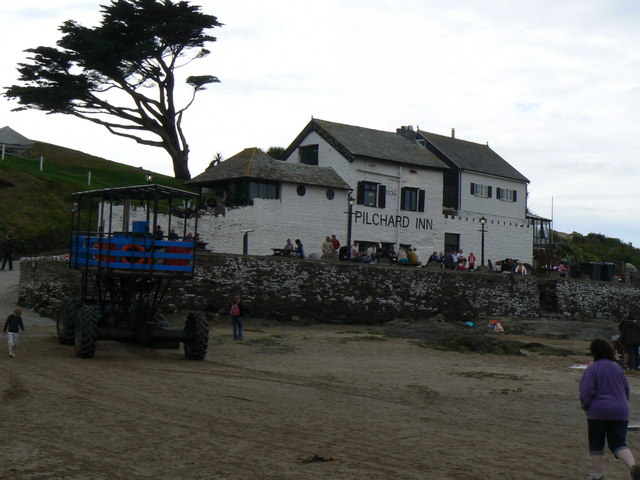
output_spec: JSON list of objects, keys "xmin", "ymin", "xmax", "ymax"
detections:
[
  {"xmin": 0, "ymin": 126, "xmax": 34, "ymax": 152},
  {"xmin": 283, "ymin": 119, "xmax": 449, "ymax": 170},
  {"xmin": 417, "ymin": 130, "xmax": 529, "ymax": 183},
  {"xmin": 188, "ymin": 147, "xmax": 351, "ymax": 190}
]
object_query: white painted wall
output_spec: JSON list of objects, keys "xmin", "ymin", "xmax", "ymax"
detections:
[{"xmin": 461, "ymin": 171, "xmax": 527, "ymax": 219}]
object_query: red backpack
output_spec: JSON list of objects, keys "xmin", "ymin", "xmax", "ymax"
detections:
[{"xmin": 230, "ymin": 302, "xmax": 240, "ymax": 317}]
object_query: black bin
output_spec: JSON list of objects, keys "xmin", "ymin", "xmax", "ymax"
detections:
[
  {"xmin": 590, "ymin": 262, "xmax": 602, "ymax": 281},
  {"xmin": 601, "ymin": 263, "xmax": 616, "ymax": 281}
]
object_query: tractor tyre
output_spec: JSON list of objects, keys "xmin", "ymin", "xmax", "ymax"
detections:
[
  {"xmin": 56, "ymin": 298, "xmax": 83, "ymax": 345},
  {"xmin": 75, "ymin": 305, "xmax": 98, "ymax": 359},
  {"xmin": 184, "ymin": 311, "xmax": 209, "ymax": 360}
]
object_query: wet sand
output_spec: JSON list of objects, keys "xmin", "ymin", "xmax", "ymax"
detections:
[{"xmin": 1, "ymin": 262, "xmax": 639, "ymax": 479}]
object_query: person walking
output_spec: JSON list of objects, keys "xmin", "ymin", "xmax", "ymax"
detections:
[
  {"xmin": 621, "ymin": 319, "xmax": 640, "ymax": 370},
  {"xmin": 579, "ymin": 338, "xmax": 640, "ymax": 480},
  {"xmin": 1, "ymin": 234, "xmax": 14, "ymax": 271},
  {"xmin": 3, "ymin": 308, "xmax": 25, "ymax": 358},
  {"xmin": 229, "ymin": 295, "xmax": 244, "ymax": 341}
]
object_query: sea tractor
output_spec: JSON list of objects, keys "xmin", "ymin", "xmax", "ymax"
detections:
[{"xmin": 56, "ymin": 184, "xmax": 209, "ymax": 360}]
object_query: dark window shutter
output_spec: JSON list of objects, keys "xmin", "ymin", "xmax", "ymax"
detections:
[
  {"xmin": 378, "ymin": 185, "xmax": 386, "ymax": 208},
  {"xmin": 356, "ymin": 182, "xmax": 364, "ymax": 205},
  {"xmin": 400, "ymin": 188, "xmax": 406, "ymax": 210},
  {"xmin": 513, "ymin": 190, "xmax": 517, "ymax": 202},
  {"xmin": 488, "ymin": 186, "xmax": 493, "ymax": 198},
  {"xmin": 470, "ymin": 182, "xmax": 475, "ymax": 195},
  {"xmin": 418, "ymin": 190, "xmax": 425, "ymax": 212},
  {"xmin": 496, "ymin": 187, "xmax": 501, "ymax": 199}
]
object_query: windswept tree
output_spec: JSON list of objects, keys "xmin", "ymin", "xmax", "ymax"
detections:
[{"xmin": 4, "ymin": 0, "xmax": 222, "ymax": 179}]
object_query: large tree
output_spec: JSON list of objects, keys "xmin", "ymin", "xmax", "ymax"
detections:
[{"xmin": 4, "ymin": 0, "xmax": 222, "ymax": 179}]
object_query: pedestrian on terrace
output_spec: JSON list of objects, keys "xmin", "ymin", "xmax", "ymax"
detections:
[
  {"xmin": 3, "ymin": 308, "xmax": 24, "ymax": 358},
  {"xmin": 1, "ymin": 234, "xmax": 14, "ymax": 271},
  {"xmin": 621, "ymin": 319, "xmax": 640, "ymax": 370}
]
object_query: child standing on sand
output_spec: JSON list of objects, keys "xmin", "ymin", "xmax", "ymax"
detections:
[{"xmin": 3, "ymin": 308, "xmax": 25, "ymax": 358}]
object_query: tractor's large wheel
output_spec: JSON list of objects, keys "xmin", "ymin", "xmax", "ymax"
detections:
[
  {"xmin": 184, "ymin": 311, "xmax": 209, "ymax": 360},
  {"xmin": 75, "ymin": 305, "xmax": 98, "ymax": 359},
  {"xmin": 56, "ymin": 298, "xmax": 83, "ymax": 345}
]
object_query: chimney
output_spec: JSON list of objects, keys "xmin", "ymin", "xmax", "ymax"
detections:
[
  {"xmin": 396, "ymin": 125, "xmax": 416, "ymax": 141},
  {"xmin": 451, "ymin": 128, "xmax": 455, "ymax": 139}
]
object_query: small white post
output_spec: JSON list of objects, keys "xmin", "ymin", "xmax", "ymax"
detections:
[
  {"xmin": 88, "ymin": 171, "xmax": 92, "ymax": 185},
  {"xmin": 40, "ymin": 155, "xmax": 44, "ymax": 171},
  {"xmin": 1, "ymin": 144, "xmax": 5, "ymax": 160}
]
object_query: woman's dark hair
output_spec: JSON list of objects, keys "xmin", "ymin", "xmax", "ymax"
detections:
[{"xmin": 590, "ymin": 338, "xmax": 615, "ymax": 361}]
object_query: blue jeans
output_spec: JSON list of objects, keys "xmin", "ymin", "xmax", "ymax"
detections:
[{"xmin": 232, "ymin": 316, "xmax": 243, "ymax": 340}]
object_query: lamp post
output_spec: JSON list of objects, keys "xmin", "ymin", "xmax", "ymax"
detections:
[
  {"xmin": 347, "ymin": 193, "xmax": 355, "ymax": 249},
  {"xmin": 479, "ymin": 216, "xmax": 487, "ymax": 268}
]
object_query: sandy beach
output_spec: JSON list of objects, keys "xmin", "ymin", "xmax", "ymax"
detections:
[{"xmin": 2, "ymin": 262, "xmax": 640, "ymax": 479}]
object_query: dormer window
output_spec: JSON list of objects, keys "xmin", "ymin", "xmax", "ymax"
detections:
[{"xmin": 299, "ymin": 144, "xmax": 318, "ymax": 165}]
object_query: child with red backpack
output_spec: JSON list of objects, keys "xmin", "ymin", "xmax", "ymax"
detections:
[{"xmin": 229, "ymin": 295, "xmax": 244, "ymax": 341}]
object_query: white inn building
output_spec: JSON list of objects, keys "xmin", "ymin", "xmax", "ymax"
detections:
[{"xmin": 182, "ymin": 118, "xmax": 550, "ymax": 265}]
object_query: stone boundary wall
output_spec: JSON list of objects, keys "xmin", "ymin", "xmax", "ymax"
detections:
[{"xmin": 19, "ymin": 254, "xmax": 640, "ymax": 324}]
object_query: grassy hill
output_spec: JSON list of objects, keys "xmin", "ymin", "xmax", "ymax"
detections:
[{"xmin": 0, "ymin": 142, "xmax": 192, "ymax": 254}]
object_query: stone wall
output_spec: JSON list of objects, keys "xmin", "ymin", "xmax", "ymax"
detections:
[{"xmin": 19, "ymin": 254, "xmax": 640, "ymax": 324}]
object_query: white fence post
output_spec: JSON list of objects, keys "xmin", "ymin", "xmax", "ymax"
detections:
[
  {"xmin": 40, "ymin": 155, "xmax": 44, "ymax": 171},
  {"xmin": 88, "ymin": 171, "xmax": 92, "ymax": 185}
]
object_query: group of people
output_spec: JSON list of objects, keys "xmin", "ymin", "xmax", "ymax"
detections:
[
  {"xmin": 429, "ymin": 250, "xmax": 477, "ymax": 271},
  {"xmin": 153, "ymin": 225, "xmax": 205, "ymax": 248},
  {"xmin": 283, "ymin": 238, "xmax": 306, "ymax": 258}
]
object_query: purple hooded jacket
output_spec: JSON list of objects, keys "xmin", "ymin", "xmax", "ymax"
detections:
[{"xmin": 579, "ymin": 359, "xmax": 630, "ymax": 420}]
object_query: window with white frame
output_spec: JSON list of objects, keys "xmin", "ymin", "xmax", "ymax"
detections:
[
  {"xmin": 496, "ymin": 187, "xmax": 517, "ymax": 202},
  {"xmin": 470, "ymin": 182, "xmax": 492, "ymax": 198}
]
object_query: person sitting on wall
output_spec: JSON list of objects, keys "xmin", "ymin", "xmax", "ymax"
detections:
[
  {"xmin": 364, "ymin": 244, "xmax": 380, "ymax": 264},
  {"xmin": 284, "ymin": 239, "xmax": 294, "ymax": 256},
  {"xmin": 467, "ymin": 252, "xmax": 476, "ymax": 270},
  {"xmin": 194, "ymin": 233, "xmax": 207, "ymax": 249},
  {"xmin": 456, "ymin": 250, "xmax": 466, "ymax": 267},
  {"xmin": 558, "ymin": 261, "xmax": 569, "ymax": 277},
  {"xmin": 321, "ymin": 236, "xmax": 334, "ymax": 260},
  {"xmin": 387, "ymin": 245, "xmax": 397, "ymax": 262},
  {"xmin": 350, "ymin": 241, "xmax": 368, "ymax": 262},
  {"xmin": 515, "ymin": 262, "xmax": 527, "ymax": 275},
  {"xmin": 294, "ymin": 239, "xmax": 305, "ymax": 258},
  {"xmin": 153, "ymin": 225, "xmax": 164, "ymax": 240},
  {"xmin": 168, "ymin": 229, "xmax": 179, "ymax": 241},
  {"xmin": 331, "ymin": 235, "xmax": 341, "ymax": 260},
  {"xmin": 442, "ymin": 250, "xmax": 456, "ymax": 269},
  {"xmin": 407, "ymin": 248, "xmax": 421, "ymax": 265},
  {"xmin": 397, "ymin": 247, "xmax": 408, "ymax": 264},
  {"xmin": 428, "ymin": 251, "xmax": 440, "ymax": 264}
]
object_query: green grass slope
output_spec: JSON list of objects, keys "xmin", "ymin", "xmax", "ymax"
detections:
[{"xmin": 0, "ymin": 142, "xmax": 192, "ymax": 254}]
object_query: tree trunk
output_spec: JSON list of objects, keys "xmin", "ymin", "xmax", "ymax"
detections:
[{"xmin": 168, "ymin": 147, "xmax": 191, "ymax": 180}]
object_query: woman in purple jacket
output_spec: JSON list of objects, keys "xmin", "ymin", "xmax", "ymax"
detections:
[{"xmin": 580, "ymin": 338, "xmax": 640, "ymax": 480}]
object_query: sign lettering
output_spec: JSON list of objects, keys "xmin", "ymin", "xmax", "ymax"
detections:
[{"xmin": 353, "ymin": 210, "xmax": 433, "ymax": 230}]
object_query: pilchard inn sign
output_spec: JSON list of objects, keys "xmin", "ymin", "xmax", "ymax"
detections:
[{"xmin": 353, "ymin": 211, "xmax": 434, "ymax": 230}]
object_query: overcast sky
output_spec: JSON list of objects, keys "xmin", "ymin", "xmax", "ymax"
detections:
[{"xmin": 2, "ymin": 1, "xmax": 640, "ymax": 246}]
